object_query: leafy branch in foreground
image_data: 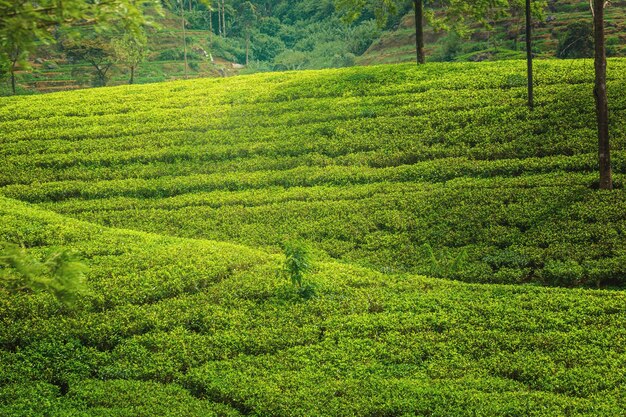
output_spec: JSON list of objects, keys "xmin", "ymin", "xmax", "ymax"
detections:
[{"xmin": 0, "ymin": 243, "xmax": 89, "ymax": 305}]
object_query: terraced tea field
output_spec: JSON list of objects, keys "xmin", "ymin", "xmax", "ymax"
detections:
[
  {"xmin": 1, "ymin": 60, "xmax": 626, "ymax": 415},
  {"xmin": 4, "ymin": 59, "xmax": 626, "ymax": 287}
]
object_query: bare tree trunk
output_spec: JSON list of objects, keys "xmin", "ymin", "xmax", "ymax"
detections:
[
  {"xmin": 95, "ymin": 66, "xmax": 110, "ymax": 87},
  {"xmin": 217, "ymin": 2, "xmax": 222, "ymax": 36},
  {"xmin": 413, "ymin": 0, "xmax": 425, "ymax": 65},
  {"xmin": 9, "ymin": 55, "xmax": 19, "ymax": 95},
  {"xmin": 209, "ymin": 8, "xmax": 213, "ymax": 47},
  {"xmin": 246, "ymin": 33, "xmax": 249, "ymax": 65},
  {"xmin": 129, "ymin": 66, "xmax": 135, "ymax": 84},
  {"xmin": 222, "ymin": 0, "xmax": 226, "ymax": 37},
  {"xmin": 10, "ymin": 69, "xmax": 16, "ymax": 95},
  {"xmin": 593, "ymin": 0, "xmax": 611, "ymax": 189},
  {"xmin": 181, "ymin": 0, "xmax": 188, "ymax": 78},
  {"xmin": 526, "ymin": 0, "xmax": 534, "ymax": 110}
]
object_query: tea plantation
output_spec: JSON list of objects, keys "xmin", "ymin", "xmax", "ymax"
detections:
[{"xmin": 1, "ymin": 60, "xmax": 626, "ymax": 415}]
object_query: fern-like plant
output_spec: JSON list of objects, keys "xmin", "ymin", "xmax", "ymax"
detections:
[{"xmin": 0, "ymin": 243, "xmax": 89, "ymax": 305}]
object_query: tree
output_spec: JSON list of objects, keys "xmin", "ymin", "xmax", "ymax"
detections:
[
  {"xmin": 335, "ymin": 0, "xmax": 423, "ymax": 64},
  {"xmin": 0, "ymin": 0, "xmax": 160, "ymax": 94},
  {"xmin": 113, "ymin": 31, "xmax": 148, "ymax": 84},
  {"xmin": 414, "ymin": 0, "xmax": 425, "ymax": 64},
  {"xmin": 0, "ymin": 0, "xmax": 60, "ymax": 94},
  {"xmin": 505, "ymin": 1, "xmax": 525, "ymax": 50},
  {"xmin": 63, "ymin": 37, "xmax": 116, "ymax": 87},
  {"xmin": 206, "ymin": 1, "xmax": 215, "ymax": 47},
  {"xmin": 180, "ymin": 0, "xmax": 189, "ymax": 78},
  {"xmin": 2, "ymin": 31, "xmax": 28, "ymax": 95},
  {"xmin": 239, "ymin": 1, "xmax": 258, "ymax": 65},
  {"xmin": 336, "ymin": 0, "xmax": 545, "ymax": 109},
  {"xmin": 274, "ymin": 49, "xmax": 309, "ymax": 70},
  {"xmin": 592, "ymin": 0, "xmax": 611, "ymax": 189},
  {"xmin": 525, "ymin": 0, "xmax": 533, "ymax": 109},
  {"xmin": 483, "ymin": 0, "xmax": 546, "ymax": 109}
]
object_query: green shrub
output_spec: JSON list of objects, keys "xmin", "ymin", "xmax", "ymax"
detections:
[
  {"xmin": 556, "ymin": 21, "xmax": 594, "ymax": 59},
  {"xmin": 540, "ymin": 260, "xmax": 585, "ymax": 286}
]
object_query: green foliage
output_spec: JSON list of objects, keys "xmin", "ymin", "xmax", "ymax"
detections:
[
  {"xmin": 158, "ymin": 48, "xmax": 203, "ymax": 61},
  {"xmin": 2, "ymin": 60, "xmax": 626, "ymax": 413},
  {"xmin": 251, "ymin": 33, "xmax": 286, "ymax": 62},
  {"xmin": 273, "ymin": 49, "xmax": 309, "ymax": 70},
  {"xmin": 335, "ymin": 0, "xmax": 548, "ymax": 34},
  {"xmin": 3, "ymin": 60, "xmax": 626, "ymax": 287},
  {"xmin": 259, "ymin": 16, "xmax": 282, "ymax": 36},
  {"xmin": 345, "ymin": 19, "xmax": 380, "ymax": 55},
  {"xmin": 211, "ymin": 36, "xmax": 246, "ymax": 63},
  {"xmin": 112, "ymin": 30, "xmax": 148, "ymax": 83},
  {"xmin": 282, "ymin": 240, "xmax": 311, "ymax": 288},
  {"xmin": 432, "ymin": 31, "xmax": 463, "ymax": 62},
  {"xmin": 4, "ymin": 19, "xmax": 626, "ymax": 417},
  {"xmin": 0, "ymin": 197, "xmax": 625, "ymax": 415},
  {"xmin": 63, "ymin": 37, "xmax": 116, "ymax": 87},
  {"xmin": 0, "ymin": 0, "xmax": 161, "ymax": 92},
  {"xmin": 540, "ymin": 259, "xmax": 586, "ymax": 287},
  {"xmin": 0, "ymin": 243, "xmax": 89, "ymax": 306}
]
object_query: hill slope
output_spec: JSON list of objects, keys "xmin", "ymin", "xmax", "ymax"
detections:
[
  {"xmin": 1, "ymin": 60, "xmax": 626, "ymax": 415},
  {"xmin": 1, "ymin": 197, "xmax": 626, "ymax": 416},
  {"xmin": 2, "ymin": 59, "xmax": 626, "ymax": 287}
]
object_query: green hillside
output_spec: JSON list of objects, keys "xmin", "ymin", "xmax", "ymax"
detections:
[
  {"xmin": 1, "ymin": 196, "xmax": 626, "ymax": 416},
  {"xmin": 3, "ymin": 59, "xmax": 626, "ymax": 287},
  {"xmin": 1, "ymin": 60, "xmax": 626, "ymax": 415}
]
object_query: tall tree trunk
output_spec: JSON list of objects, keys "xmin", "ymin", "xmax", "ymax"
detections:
[
  {"xmin": 181, "ymin": 1, "xmax": 188, "ymax": 78},
  {"xmin": 245, "ymin": 33, "xmax": 249, "ymax": 65},
  {"xmin": 209, "ymin": 9, "xmax": 213, "ymax": 47},
  {"xmin": 593, "ymin": 0, "xmax": 611, "ymax": 189},
  {"xmin": 95, "ymin": 66, "xmax": 109, "ymax": 87},
  {"xmin": 222, "ymin": 0, "xmax": 226, "ymax": 37},
  {"xmin": 413, "ymin": 0, "xmax": 425, "ymax": 65},
  {"xmin": 525, "ymin": 0, "xmax": 534, "ymax": 110},
  {"xmin": 10, "ymin": 70, "xmax": 16, "ymax": 95},
  {"xmin": 218, "ymin": 2, "xmax": 222, "ymax": 36},
  {"xmin": 129, "ymin": 66, "xmax": 135, "ymax": 84},
  {"xmin": 9, "ymin": 56, "xmax": 18, "ymax": 95}
]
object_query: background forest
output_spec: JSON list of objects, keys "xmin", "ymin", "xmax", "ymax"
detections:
[{"xmin": 2, "ymin": 0, "xmax": 626, "ymax": 94}]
